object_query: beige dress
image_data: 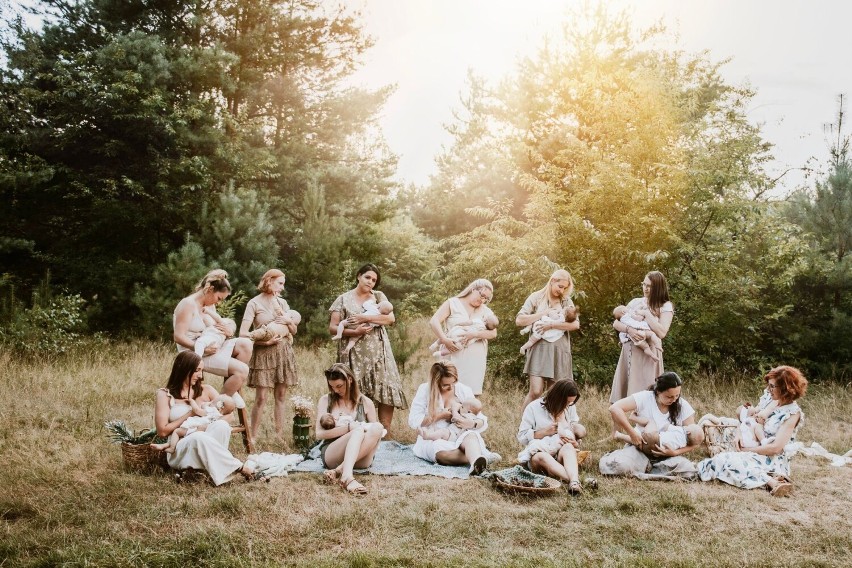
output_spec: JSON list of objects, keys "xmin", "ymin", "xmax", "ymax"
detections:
[
  {"xmin": 329, "ymin": 290, "xmax": 408, "ymax": 409},
  {"xmin": 442, "ymin": 297, "xmax": 495, "ymax": 395},
  {"xmin": 517, "ymin": 290, "xmax": 574, "ymax": 380},
  {"xmin": 609, "ymin": 298, "xmax": 673, "ymax": 403},
  {"xmin": 242, "ymin": 296, "xmax": 299, "ymax": 388}
]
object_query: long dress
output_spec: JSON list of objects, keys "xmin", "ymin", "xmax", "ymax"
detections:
[
  {"xmin": 329, "ymin": 290, "xmax": 408, "ymax": 409},
  {"xmin": 608, "ymin": 298, "xmax": 673, "ymax": 403},
  {"xmin": 443, "ymin": 297, "xmax": 495, "ymax": 395},
  {"xmin": 242, "ymin": 295, "xmax": 298, "ymax": 388},
  {"xmin": 161, "ymin": 390, "xmax": 243, "ymax": 486},
  {"xmin": 697, "ymin": 402, "xmax": 804, "ymax": 489},
  {"xmin": 518, "ymin": 291, "xmax": 574, "ymax": 380},
  {"xmin": 408, "ymin": 382, "xmax": 489, "ymax": 463}
]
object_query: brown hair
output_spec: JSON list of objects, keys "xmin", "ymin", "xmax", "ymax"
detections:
[
  {"xmin": 765, "ymin": 365, "xmax": 807, "ymax": 405},
  {"xmin": 541, "ymin": 379, "xmax": 580, "ymax": 419},
  {"xmin": 355, "ymin": 263, "xmax": 381, "ymax": 288},
  {"xmin": 165, "ymin": 351, "xmax": 203, "ymax": 400},
  {"xmin": 195, "ymin": 269, "xmax": 231, "ymax": 293},
  {"xmin": 257, "ymin": 269, "xmax": 285, "ymax": 293},
  {"xmin": 324, "ymin": 363, "xmax": 361, "ymax": 408},
  {"xmin": 646, "ymin": 271, "xmax": 670, "ymax": 316},
  {"xmin": 427, "ymin": 360, "xmax": 458, "ymax": 421}
]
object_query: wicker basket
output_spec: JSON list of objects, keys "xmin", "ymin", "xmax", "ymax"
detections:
[
  {"xmin": 121, "ymin": 442, "xmax": 168, "ymax": 473},
  {"xmin": 490, "ymin": 465, "xmax": 563, "ymax": 496},
  {"xmin": 703, "ymin": 424, "xmax": 739, "ymax": 456}
]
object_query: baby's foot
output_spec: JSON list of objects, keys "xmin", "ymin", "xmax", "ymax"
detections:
[
  {"xmin": 519, "ymin": 345, "xmax": 528, "ymax": 355},
  {"xmin": 643, "ymin": 347, "xmax": 659, "ymax": 362},
  {"xmin": 150, "ymin": 442, "xmax": 169, "ymax": 451}
]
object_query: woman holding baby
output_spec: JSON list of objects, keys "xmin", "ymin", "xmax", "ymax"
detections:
[
  {"xmin": 408, "ymin": 361, "xmax": 495, "ymax": 475},
  {"xmin": 173, "ymin": 269, "xmax": 253, "ymax": 400},
  {"xmin": 429, "ymin": 278, "xmax": 498, "ymax": 396},
  {"xmin": 609, "ymin": 271, "xmax": 673, "ymax": 403},
  {"xmin": 239, "ymin": 269, "xmax": 300, "ymax": 442},
  {"xmin": 517, "ymin": 379, "xmax": 587, "ymax": 494},
  {"xmin": 328, "ymin": 263, "xmax": 407, "ymax": 436},
  {"xmin": 517, "ymin": 269, "xmax": 580, "ymax": 411}
]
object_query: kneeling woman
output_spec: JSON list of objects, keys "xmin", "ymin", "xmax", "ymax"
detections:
[
  {"xmin": 409, "ymin": 361, "xmax": 492, "ymax": 475},
  {"xmin": 315, "ymin": 363, "xmax": 384, "ymax": 495},
  {"xmin": 517, "ymin": 379, "xmax": 587, "ymax": 494}
]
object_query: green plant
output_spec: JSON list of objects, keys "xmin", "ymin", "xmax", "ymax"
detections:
[{"xmin": 104, "ymin": 420, "xmax": 162, "ymax": 445}]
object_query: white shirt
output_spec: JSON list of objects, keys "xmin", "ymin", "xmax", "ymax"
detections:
[
  {"xmin": 407, "ymin": 382, "xmax": 487, "ymax": 432},
  {"xmin": 632, "ymin": 389, "xmax": 694, "ymax": 430},
  {"xmin": 517, "ymin": 397, "xmax": 580, "ymax": 446}
]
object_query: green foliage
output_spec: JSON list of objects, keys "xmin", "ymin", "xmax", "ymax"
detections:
[{"xmin": 103, "ymin": 420, "xmax": 160, "ymax": 445}]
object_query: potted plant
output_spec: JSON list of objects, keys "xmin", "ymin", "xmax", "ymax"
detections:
[{"xmin": 290, "ymin": 395, "xmax": 313, "ymax": 454}]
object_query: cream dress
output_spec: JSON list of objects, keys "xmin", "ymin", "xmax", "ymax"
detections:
[{"xmin": 442, "ymin": 297, "xmax": 495, "ymax": 395}]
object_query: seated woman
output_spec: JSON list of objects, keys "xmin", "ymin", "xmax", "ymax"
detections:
[
  {"xmin": 517, "ymin": 379, "xmax": 587, "ymax": 494},
  {"xmin": 154, "ymin": 351, "xmax": 255, "ymax": 486},
  {"xmin": 601, "ymin": 372, "xmax": 702, "ymax": 479},
  {"xmin": 697, "ymin": 366, "xmax": 807, "ymax": 497},
  {"xmin": 408, "ymin": 361, "xmax": 494, "ymax": 476},
  {"xmin": 315, "ymin": 363, "xmax": 384, "ymax": 495}
]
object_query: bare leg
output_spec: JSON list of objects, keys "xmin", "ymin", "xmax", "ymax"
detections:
[
  {"xmin": 521, "ymin": 376, "xmax": 552, "ymax": 413},
  {"xmin": 222, "ymin": 340, "xmax": 251, "ymax": 395},
  {"xmin": 250, "ymin": 386, "xmax": 268, "ymax": 440},
  {"xmin": 273, "ymin": 382, "xmax": 289, "ymax": 437},
  {"xmin": 435, "ymin": 435, "xmax": 483, "ymax": 468},
  {"xmin": 377, "ymin": 403, "xmax": 394, "ymax": 438},
  {"xmin": 353, "ymin": 424, "xmax": 383, "ymax": 468},
  {"xmin": 529, "ymin": 452, "xmax": 571, "ymax": 483},
  {"xmin": 634, "ymin": 337, "xmax": 659, "ymax": 362}
]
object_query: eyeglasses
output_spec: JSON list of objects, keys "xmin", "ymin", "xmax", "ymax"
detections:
[{"xmin": 477, "ymin": 289, "xmax": 492, "ymax": 304}]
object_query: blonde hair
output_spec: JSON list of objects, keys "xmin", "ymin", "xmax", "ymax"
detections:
[
  {"xmin": 427, "ymin": 361, "xmax": 458, "ymax": 421},
  {"xmin": 195, "ymin": 269, "xmax": 231, "ymax": 293},
  {"xmin": 257, "ymin": 269, "xmax": 285, "ymax": 293},
  {"xmin": 456, "ymin": 278, "xmax": 493, "ymax": 300},
  {"xmin": 530, "ymin": 269, "xmax": 574, "ymax": 314}
]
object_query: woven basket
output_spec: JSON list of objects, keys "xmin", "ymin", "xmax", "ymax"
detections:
[
  {"xmin": 703, "ymin": 424, "xmax": 739, "ymax": 456},
  {"xmin": 121, "ymin": 442, "xmax": 168, "ymax": 473},
  {"xmin": 490, "ymin": 465, "xmax": 563, "ymax": 496}
]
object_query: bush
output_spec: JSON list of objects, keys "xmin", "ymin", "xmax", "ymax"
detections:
[{"xmin": 0, "ymin": 291, "xmax": 89, "ymax": 356}]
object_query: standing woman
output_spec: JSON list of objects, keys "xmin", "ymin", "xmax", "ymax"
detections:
[
  {"xmin": 516, "ymin": 269, "xmax": 579, "ymax": 411},
  {"xmin": 328, "ymin": 263, "xmax": 407, "ymax": 435},
  {"xmin": 429, "ymin": 278, "xmax": 497, "ymax": 396},
  {"xmin": 239, "ymin": 269, "xmax": 300, "ymax": 442},
  {"xmin": 609, "ymin": 270, "xmax": 673, "ymax": 403},
  {"xmin": 173, "ymin": 269, "xmax": 252, "ymax": 400}
]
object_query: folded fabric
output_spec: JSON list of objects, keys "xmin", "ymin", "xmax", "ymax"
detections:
[
  {"xmin": 787, "ymin": 441, "xmax": 852, "ymax": 467},
  {"xmin": 245, "ymin": 452, "xmax": 304, "ymax": 477}
]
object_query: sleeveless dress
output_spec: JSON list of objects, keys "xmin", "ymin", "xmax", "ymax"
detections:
[
  {"xmin": 159, "ymin": 389, "xmax": 243, "ymax": 486},
  {"xmin": 443, "ymin": 297, "xmax": 494, "ymax": 395},
  {"xmin": 242, "ymin": 295, "xmax": 299, "ymax": 388},
  {"xmin": 517, "ymin": 291, "xmax": 574, "ymax": 380},
  {"xmin": 319, "ymin": 395, "xmax": 367, "ymax": 468},
  {"xmin": 174, "ymin": 305, "xmax": 237, "ymax": 377}
]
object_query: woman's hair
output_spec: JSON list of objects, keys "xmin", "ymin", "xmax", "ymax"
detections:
[
  {"xmin": 541, "ymin": 379, "xmax": 581, "ymax": 418},
  {"xmin": 646, "ymin": 271, "xmax": 670, "ymax": 316},
  {"xmin": 427, "ymin": 360, "xmax": 458, "ymax": 421},
  {"xmin": 765, "ymin": 365, "xmax": 808, "ymax": 405},
  {"xmin": 324, "ymin": 363, "xmax": 360, "ymax": 408},
  {"xmin": 195, "ymin": 269, "xmax": 231, "ymax": 293},
  {"xmin": 531, "ymin": 269, "xmax": 574, "ymax": 313},
  {"xmin": 165, "ymin": 351, "xmax": 203, "ymax": 400},
  {"xmin": 355, "ymin": 263, "xmax": 381, "ymax": 288},
  {"xmin": 456, "ymin": 278, "xmax": 493, "ymax": 300},
  {"xmin": 649, "ymin": 371, "xmax": 683, "ymax": 425},
  {"xmin": 257, "ymin": 269, "xmax": 285, "ymax": 293}
]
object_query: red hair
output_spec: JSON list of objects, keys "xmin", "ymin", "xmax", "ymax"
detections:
[
  {"xmin": 765, "ymin": 366, "xmax": 807, "ymax": 405},
  {"xmin": 257, "ymin": 269, "xmax": 285, "ymax": 293}
]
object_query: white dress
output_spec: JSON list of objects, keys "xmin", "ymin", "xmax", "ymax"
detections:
[
  {"xmin": 443, "ymin": 297, "xmax": 494, "ymax": 395},
  {"xmin": 408, "ymin": 382, "xmax": 490, "ymax": 463},
  {"xmin": 162, "ymin": 391, "xmax": 243, "ymax": 486}
]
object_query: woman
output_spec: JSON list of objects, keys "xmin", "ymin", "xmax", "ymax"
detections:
[
  {"xmin": 601, "ymin": 372, "xmax": 701, "ymax": 478},
  {"xmin": 517, "ymin": 379, "xmax": 587, "ymax": 494},
  {"xmin": 609, "ymin": 271, "xmax": 673, "ymax": 403},
  {"xmin": 429, "ymin": 278, "xmax": 497, "ymax": 396},
  {"xmin": 408, "ymin": 361, "xmax": 493, "ymax": 475},
  {"xmin": 516, "ymin": 269, "xmax": 580, "ymax": 411},
  {"xmin": 328, "ymin": 263, "xmax": 407, "ymax": 435},
  {"xmin": 154, "ymin": 351, "xmax": 254, "ymax": 485},
  {"xmin": 239, "ymin": 269, "xmax": 300, "ymax": 441},
  {"xmin": 173, "ymin": 269, "xmax": 253, "ymax": 400},
  {"xmin": 315, "ymin": 363, "xmax": 384, "ymax": 495},
  {"xmin": 697, "ymin": 366, "xmax": 807, "ymax": 496}
]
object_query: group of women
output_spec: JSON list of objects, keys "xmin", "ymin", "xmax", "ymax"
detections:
[{"xmin": 154, "ymin": 264, "xmax": 808, "ymax": 498}]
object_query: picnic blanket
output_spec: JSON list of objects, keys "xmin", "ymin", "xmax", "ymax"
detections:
[{"xmin": 292, "ymin": 440, "xmax": 476, "ymax": 479}]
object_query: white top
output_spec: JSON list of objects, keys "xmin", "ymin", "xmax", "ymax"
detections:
[
  {"xmin": 517, "ymin": 397, "xmax": 580, "ymax": 446},
  {"xmin": 632, "ymin": 389, "xmax": 694, "ymax": 430},
  {"xmin": 407, "ymin": 381, "xmax": 486, "ymax": 432},
  {"xmin": 625, "ymin": 297, "xmax": 674, "ymax": 316}
]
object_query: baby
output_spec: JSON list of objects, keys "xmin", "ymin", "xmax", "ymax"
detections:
[
  {"xmin": 418, "ymin": 398, "xmax": 484, "ymax": 441},
  {"xmin": 517, "ymin": 417, "xmax": 584, "ymax": 463},
  {"xmin": 334, "ymin": 298, "xmax": 393, "ymax": 356},
  {"xmin": 430, "ymin": 314, "xmax": 499, "ymax": 358},
  {"xmin": 318, "ymin": 413, "xmax": 387, "ymax": 437},
  {"xmin": 613, "ymin": 305, "xmax": 661, "ymax": 362},
  {"xmin": 151, "ymin": 394, "xmax": 236, "ymax": 454},
  {"xmin": 248, "ymin": 307, "xmax": 302, "ymax": 343},
  {"xmin": 519, "ymin": 306, "xmax": 578, "ymax": 355},
  {"xmin": 614, "ymin": 412, "xmax": 704, "ymax": 453},
  {"xmin": 700, "ymin": 401, "xmax": 778, "ymax": 449},
  {"xmin": 193, "ymin": 309, "xmax": 237, "ymax": 357}
]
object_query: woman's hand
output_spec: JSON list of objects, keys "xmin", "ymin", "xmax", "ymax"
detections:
[
  {"xmin": 649, "ymin": 444, "xmax": 677, "ymax": 457},
  {"xmin": 626, "ymin": 327, "xmax": 644, "ymax": 342},
  {"xmin": 203, "ymin": 344, "xmax": 219, "ymax": 356},
  {"xmin": 452, "ymin": 414, "xmax": 477, "ymax": 430},
  {"xmin": 537, "ymin": 422, "xmax": 559, "ymax": 437},
  {"xmin": 354, "ymin": 323, "xmax": 372, "ymax": 336},
  {"xmin": 214, "ymin": 320, "xmax": 235, "ymax": 338},
  {"xmin": 629, "ymin": 430, "xmax": 643, "ymax": 447},
  {"xmin": 347, "ymin": 314, "xmax": 371, "ymax": 325},
  {"xmin": 256, "ymin": 337, "xmax": 282, "ymax": 346},
  {"xmin": 560, "ymin": 435, "xmax": 580, "ymax": 448}
]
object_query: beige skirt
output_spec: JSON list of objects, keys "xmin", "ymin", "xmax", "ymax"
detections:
[
  {"xmin": 248, "ymin": 341, "xmax": 298, "ymax": 388},
  {"xmin": 609, "ymin": 342, "xmax": 664, "ymax": 403}
]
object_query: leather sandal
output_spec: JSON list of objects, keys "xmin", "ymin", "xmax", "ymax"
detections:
[{"xmin": 340, "ymin": 477, "xmax": 368, "ymax": 495}]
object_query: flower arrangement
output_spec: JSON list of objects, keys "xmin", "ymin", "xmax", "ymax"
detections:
[{"xmin": 291, "ymin": 395, "xmax": 313, "ymax": 418}]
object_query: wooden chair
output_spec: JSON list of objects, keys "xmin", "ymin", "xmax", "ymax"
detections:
[{"xmin": 232, "ymin": 400, "xmax": 255, "ymax": 455}]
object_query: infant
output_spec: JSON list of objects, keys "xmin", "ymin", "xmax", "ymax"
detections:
[
  {"xmin": 334, "ymin": 298, "xmax": 393, "ymax": 356},
  {"xmin": 193, "ymin": 309, "xmax": 237, "ymax": 357},
  {"xmin": 318, "ymin": 413, "xmax": 387, "ymax": 437},
  {"xmin": 613, "ymin": 304, "xmax": 661, "ymax": 362},
  {"xmin": 418, "ymin": 398, "xmax": 484, "ymax": 442},
  {"xmin": 517, "ymin": 418, "xmax": 584, "ymax": 463},
  {"xmin": 430, "ymin": 314, "xmax": 499, "ymax": 358},
  {"xmin": 699, "ymin": 401, "xmax": 778, "ymax": 449},
  {"xmin": 613, "ymin": 412, "xmax": 704, "ymax": 453},
  {"xmin": 151, "ymin": 394, "xmax": 236, "ymax": 454},
  {"xmin": 519, "ymin": 306, "xmax": 578, "ymax": 355},
  {"xmin": 249, "ymin": 309, "xmax": 302, "ymax": 343}
]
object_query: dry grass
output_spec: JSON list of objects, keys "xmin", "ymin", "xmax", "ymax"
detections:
[{"xmin": 2, "ymin": 327, "xmax": 852, "ymax": 567}]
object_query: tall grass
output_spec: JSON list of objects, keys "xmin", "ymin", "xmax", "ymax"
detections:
[{"xmin": 2, "ymin": 324, "xmax": 851, "ymax": 567}]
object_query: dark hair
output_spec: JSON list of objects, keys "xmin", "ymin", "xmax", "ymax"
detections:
[
  {"xmin": 541, "ymin": 379, "xmax": 581, "ymax": 419},
  {"xmin": 324, "ymin": 363, "xmax": 360, "ymax": 408},
  {"xmin": 646, "ymin": 271, "xmax": 670, "ymax": 316},
  {"xmin": 165, "ymin": 351, "xmax": 203, "ymax": 400},
  {"xmin": 765, "ymin": 365, "xmax": 808, "ymax": 405},
  {"xmin": 355, "ymin": 263, "xmax": 381, "ymax": 288},
  {"xmin": 649, "ymin": 371, "xmax": 683, "ymax": 425}
]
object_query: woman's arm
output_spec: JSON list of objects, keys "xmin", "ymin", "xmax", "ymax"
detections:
[
  {"xmin": 609, "ymin": 397, "xmax": 643, "ymax": 445},
  {"xmin": 429, "ymin": 301, "xmax": 461, "ymax": 351},
  {"xmin": 328, "ymin": 310, "xmax": 369, "ymax": 338},
  {"xmin": 173, "ymin": 300, "xmax": 197, "ymax": 350},
  {"xmin": 154, "ymin": 390, "xmax": 193, "ymax": 437},
  {"xmin": 407, "ymin": 383, "xmax": 452, "ymax": 429},
  {"xmin": 516, "ymin": 312, "xmax": 543, "ymax": 328},
  {"xmin": 743, "ymin": 413, "xmax": 800, "ymax": 456},
  {"xmin": 637, "ymin": 308, "xmax": 673, "ymax": 340},
  {"xmin": 238, "ymin": 299, "xmax": 256, "ymax": 339},
  {"xmin": 539, "ymin": 317, "xmax": 580, "ymax": 333}
]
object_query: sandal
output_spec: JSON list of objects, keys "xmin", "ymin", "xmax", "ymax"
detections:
[
  {"xmin": 567, "ymin": 480, "xmax": 583, "ymax": 495},
  {"xmin": 340, "ymin": 477, "xmax": 368, "ymax": 495},
  {"xmin": 769, "ymin": 481, "xmax": 794, "ymax": 497},
  {"xmin": 323, "ymin": 468, "xmax": 340, "ymax": 485}
]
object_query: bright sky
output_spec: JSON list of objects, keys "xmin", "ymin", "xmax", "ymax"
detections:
[{"xmin": 349, "ymin": 0, "xmax": 852, "ymax": 194}]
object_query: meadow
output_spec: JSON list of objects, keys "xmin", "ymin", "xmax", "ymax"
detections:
[{"xmin": 2, "ymin": 323, "xmax": 851, "ymax": 567}]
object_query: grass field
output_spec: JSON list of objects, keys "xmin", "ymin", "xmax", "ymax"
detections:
[{"xmin": 2, "ymin": 326, "xmax": 852, "ymax": 567}]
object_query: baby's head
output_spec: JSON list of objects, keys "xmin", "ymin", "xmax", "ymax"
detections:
[
  {"xmin": 613, "ymin": 305, "xmax": 628, "ymax": 319},
  {"xmin": 564, "ymin": 306, "xmax": 578, "ymax": 323},
  {"xmin": 319, "ymin": 413, "xmax": 336, "ymax": 430},
  {"xmin": 376, "ymin": 300, "xmax": 393, "ymax": 315},
  {"xmin": 461, "ymin": 398, "xmax": 482, "ymax": 415},
  {"xmin": 484, "ymin": 314, "xmax": 498, "ymax": 330},
  {"xmin": 213, "ymin": 394, "xmax": 236, "ymax": 416},
  {"xmin": 684, "ymin": 424, "xmax": 704, "ymax": 446},
  {"xmin": 287, "ymin": 310, "xmax": 302, "ymax": 325}
]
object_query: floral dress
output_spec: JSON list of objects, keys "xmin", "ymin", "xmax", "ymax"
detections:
[
  {"xmin": 329, "ymin": 290, "xmax": 408, "ymax": 409},
  {"xmin": 697, "ymin": 402, "xmax": 804, "ymax": 489}
]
